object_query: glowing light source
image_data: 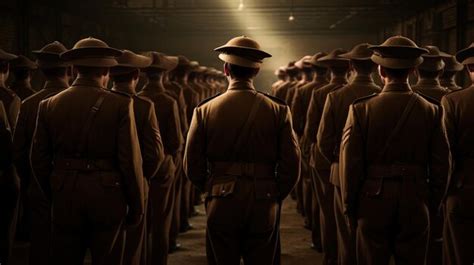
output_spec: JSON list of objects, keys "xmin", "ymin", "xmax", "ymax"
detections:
[
  {"xmin": 288, "ymin": 13, "xmax": 295, "ymax": 22},
  {"xmin": 238, "ymin": 0, "xmax": 244, "ymax": 11}
]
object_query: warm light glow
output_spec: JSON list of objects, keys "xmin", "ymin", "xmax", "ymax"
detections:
[
  {"xmin": 288, "ymin": 13, "xmax": 295, "ymax": 22},
  {"xmin": 238, "ymin": 0, "xmax": 244, "ymax": 11}
]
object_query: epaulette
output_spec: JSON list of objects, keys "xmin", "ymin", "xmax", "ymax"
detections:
[
  {"xmin": 352, "ymin": 93, "xmax": 378, "ymax": 105},
  {"xmin": 109, "ymin": 89, "xmax": 132, "ymax": 98},
  {"xmin": 197, "ymin": 93, "xmax": 222, "ymax": 107},
  {"xmin": 260, "ymin": 92, "xmax": 287, "ymax": 105},
  {"xmin": 415, "ymin": 92, "xmax": 440, "ymax": 105}
]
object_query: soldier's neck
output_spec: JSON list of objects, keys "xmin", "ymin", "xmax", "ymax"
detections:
[
  {"xmin": 416, "ymin": 77, "xmax": 440, "ymax": 86},
  {"xmin": 44, "ymin": 77, "xmax": 69, "ymax": 89},
  {"xmin": 228, "ymin": 78, "xmax": 254, "ymax": 90},
  {"xmin": 352, "ymin": 74, "xmax": 374, "ymax": 84},
  {"xmin": 113, "ymin": 82, "xmax": 136, "ymax": 95},
  {"xmin": 330, "ymin": 73, "xmax": 348, "ymax": 84},
  {"xmin": 313, "ymin": 75, "xmax": 327, "ymax": 83},
  {"xmin": 147, "ymin": 78, "xmax": 166, "ymax": 91}
]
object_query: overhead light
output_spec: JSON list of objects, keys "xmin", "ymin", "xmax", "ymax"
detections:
[
  {"xmin": 288, "ymin": 13, "xmax": 295, "ymax": 22},
  {"xmin": 238, "ymin": 0, "xmax": 244, "ymax": 11}
]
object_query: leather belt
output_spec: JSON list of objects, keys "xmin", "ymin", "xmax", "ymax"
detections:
[
  {"xmin": 210, "ymin": 162, "xmax": 275, "ymax": 178},
  {"xmin": 367, "ymin": 164, "xmax": 426, "ymax": 179},
  {"xmin": 53, "ymin": 158, "xmax": 116, "ymax": 171}
]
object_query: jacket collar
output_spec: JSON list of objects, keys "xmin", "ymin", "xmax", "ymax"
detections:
[
  {"xmin": 416, "ymin": 78, "xmax": 441, "ymax": 88},
  {"xmin": 382, "ymin": 82, "xmax": 412, "ymax": 93},
  {"xmin": 228, "ymin": 79, "xmax": 256, "ymax": 91}
]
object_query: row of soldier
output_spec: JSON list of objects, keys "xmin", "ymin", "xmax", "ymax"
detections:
[
  {"xmin": 0, "ymin": 37, "xmax": 227, "ymax": 265},
  {"xmin": 271, "ymin": 37, "xmax": 471, "ymax": 265}
]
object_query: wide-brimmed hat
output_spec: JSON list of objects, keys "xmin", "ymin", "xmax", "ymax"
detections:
[
  {"xmin": 143, "ymin": 52, "xmax": 179, "ymax": 71},
  {"xmin": 369, "ymin": 36, "xmax": 428, "ymax": 69},
  {"xmin": 317, "ymin": 48, "xmax": 350, "ymax": 67},
  {"xmin": 341, "ymin": 43, "xmax": 373, "ymax": 60},
  {"xmin": 440, "ymin": 51, "xmax": 464, "ymax": 72},
  {"xmin": 274, "ymin": 66, "xmax": 286, "ymax": 76},
  {"xmin": 308, "ymin": 52, "xmax": 328, "ymax": 67},
  {"xmin": 456, "ymin": 43, "xmax": 474, "ymax": 65},
  {"xmin": 32, "ymin": 41, "xmax": 70, "ymax": 68},
  {"xmin": 214, "ymin": 36, "xmax": 272, "ymax": 68},
  {"xmin": 110, "ymin": 50, "xmax": 152, "ymax": 75},
  {"xmin": 10, "ymin": 55, "xmax": 38, "ymax": 70},
  {"xmin": 0, "ymin": 49, "xmax": 17, "ymax": 62},
  {"xmin": 60, "ymin": 37, "xmax": 122, "ymax": 67},
  {"xmin": 295, "ymin": 55, "xmax": 313, "ymax": 69},
  {"xmin": 285, "ymin": 61, "xmax": 299, "ymax": 74},
  {"xmin": 417, "ymin": 45, "xmax": 450, "ymax": 71}
]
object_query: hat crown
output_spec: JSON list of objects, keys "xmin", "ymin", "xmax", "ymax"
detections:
[
  {"xmin": 344, "ymin": 43, "xmax": 373, "ymax": 59},
  {"xmin": 225, "ymin": 36, "xmax": 261, "ymax": 50},
  {"xmin": 380, "ymin": 36, "xmax": 419, "ymax": 48},
  {"xmin": 73, "ymin": 37, "xmax": 111, "ymax": 50},
  {"xmin": 39, "ymin": 41, "xmax": 67, "ymax": 54},
  {"xmin": 178, "ymin": 55, "xmax": 190, "ymax": 65},
  {"xmin": 423, "ymin": 45, "xmax": 443, "ymax": 57}
]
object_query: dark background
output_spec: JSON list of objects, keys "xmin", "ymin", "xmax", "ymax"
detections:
[{"xmin": 1, "ymin": 0, "xmax": 471, "ymax": 90}]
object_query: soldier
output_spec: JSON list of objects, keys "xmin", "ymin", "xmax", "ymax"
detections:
[
  {"xmin": 304, "ymin": 48, "xmax": 349, "ymax": 265},
  {"xmin": 138, "ymin": 51, "xmax": 184, "ymax": 264},
  {"xmin": 0, "ymin": 49, "xmax": 20, "ymax": 130},
  {"xmin": 0, "ymin": 49, "xmax": 20, "ymax": 265},
  {"xmin": 287, "ymin": 56, "xmax": 313, "ymax": 106},
  {"xmin": 271, "ymin": 67, "xmax": 287, "ymax": 96},
  {"xmin": 274, "ymin": 62, "xmax": 298, "ymax": 102},
  {"xmin": 316, "ymin": 43, "xmax": 381, "ymax": 265},
  {"xmin": 442, "ymin": 43, "xmax": 474, "ymax": 265},
  {"xmin": 340, "ymin": 36, "xmax": 450, "ymax": 265},
  {"xmin": 188, "ymin": 62, "xmax": 206, "ymax": 102},
  {"xmin": 110, "ymin": 50, "xmax": 165, "ymax": 265},
  {"xmin": 440, "ymin": 53, "xmax": 464, "ymax": 91},
  {"xmin": 13, "ymin": 41, "xmax": 72, "ymax": 265},
  {"xmin": 30, "ymin": 37, "xmax": 145, "ymax": 265},
  {"xmin": 10, "ymin": 55, "xmax": 38, "ymax": 100},
  {"xmin": 291, "ymin": 52, "xmax": 328, "ymax": 251},
  {"xmin": 184, "ymin": 36, "xmax": 301, "ymax": 265},
  {"xmin": 413, "ymin": 45, "xmax": 450, "ymax": 101}
]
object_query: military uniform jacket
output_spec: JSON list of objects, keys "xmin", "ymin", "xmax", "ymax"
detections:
[
  {"xmin": 291, "ymin": 78, "xmax": 328, "ymax": 138},
  {"xmin": 412, "ymin": 79, "xmax": 448, "ymax": 102},
  {"xmin": 179, "ymin": 82, "xmax": 200, "ymax": 125},
  {"xmin": 112, "ymin": 85, "xmax": 165, "ymax": 184},
  {"xmin": 286, "ymin": 80, "xmax": 307, "ymax": 108},
  {"xmin": 184, "ymin": 79, "xmax": 301, "ymax": 200},
  {"xmin": 317, "ymin": 76, "xmax": 380, "ymax": 186},
  {"xmin": 340, "ymin": 83, "xmax": 450, "ymax": 215},
  {"xmin": 0, "ymin": 86, "xmax": 21, "ymax": 129},
  {"xmin": 31, "ymin": 77, "xmax": 145, "ymax": 216},
  {"xmin": 271, "ymin": 80, "xmax": 285, "ymax": 96},
  {"xmin": 10, "ymin": 80, "xmax": 36, "ymax": 101},
  {"xmin": 165, "ymin": 81, "xmax": 189, "ymax": 135},
  {"xmin": 442, "ymin": 86, "xmax": 474, "ymax": 194},
  {"xmin": 13, "ymin": 80, "xmax": 68, "ymax": 193},
  {"xmin": 304, "ymin": 76, "xmax": 348, "ymax": 170},
  {"xmin": 274, "ymin": 80, "xmax": 297, "ymax": 103}
]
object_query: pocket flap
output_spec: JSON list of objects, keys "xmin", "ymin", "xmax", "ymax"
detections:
[
  {"xmin": 255, "ymin": 181, "xmax": 280, "ymax": 200},
  {"xmin": 209, "ymin": 181, "xmax": 236, "ymax": 197}
]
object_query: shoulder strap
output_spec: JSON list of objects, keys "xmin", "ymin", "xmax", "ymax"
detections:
[
  {"xmin": 75, "ymin": 92, "xmax": 108, "ymax": 157},
  {"xmin": 230, "ymin": 92, "xmax": 264, "ymax": 159},
  {"xmin": 377, "ymin": 93, "xmax": 418, "ymax": 160}
]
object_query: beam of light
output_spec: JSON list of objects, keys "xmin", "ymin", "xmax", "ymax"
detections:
[{"xmin": 238, "ymin": 0, "xmax": 244, "ymax": 11}]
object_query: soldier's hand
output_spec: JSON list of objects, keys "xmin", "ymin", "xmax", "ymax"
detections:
[{"xmin": 125, "ymin": 213, "xmax": 143, "ymax": 227}]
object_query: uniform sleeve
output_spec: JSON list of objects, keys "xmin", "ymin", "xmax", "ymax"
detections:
[
  {"xmin": 183, "ymin": 108, "xmax": 208, "ymax": 191},
  {"xmin": 31, "ymin": 100, "xmax": 54, "ymax": 199},
  {"xmin": 117, "ymin": 100, "xmax": 145, "ymax": 216},
  {"xmin": 13, "ymin": 103, "xmax": 31, "ymax": 192},
  {"xmin": 317, "ymin": 94, "xmax": 337, "ymax": 164},
  {"xmin": 165, "ymin": 101, "xmax": 184, "ymax": 156},
  {"xmin": 340, "ymin": 105, "xmax": 365, "ymax": 216},
  {"xmin": 141, "ymin": 103, "xmax": 165, "ymax": 180},
  {"xmin": 303, "ymin": 90, "xmax": 319, "ymax": 144},
  {"xmin": 276, "ymin": 106, "xmax": 301, "ymax": 200}
]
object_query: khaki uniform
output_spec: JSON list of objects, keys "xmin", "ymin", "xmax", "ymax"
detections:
[
  {"xmin": 184, "ymin": 80, "xmax": 300, "ymax": 265},
  {"xmin": 138, "ymin": 83, "xmax": 184, "ymax": 264},
  {"xmin": 441, "ymin": 86, "xmax": 474, "ymax": 265},
  {"xmin": 0, "ymin": 101, "xmax": 20, "ymax": 265},
  {"xmin": 10, "ymin": 80, "xmax": 36, "ymax": 101},
  {"xmin": 316, "ymin": 76, "xmax": 380, "ymax": 265},
  {"xmin": 274, "ymin": 80, "xmax": 297, "ymax": 103},
  {"xmin": 13, "ymin": 80, "xmax": 68, "ymax": 265},
  {"xmin": 413, "ymin": 79, "xmax": 449, "ymax": 101},
  {"xmin": 31, "ymin": 78, "xmax": 145, "ymax": 265},
  {"xmin": 341, "ymin": 83, "xmax": 450, "ymax": 265},
  {"xmin": 0, "ymin": 86, "xmax": 21, "ymax": 130},
  {"xmin": 440, "ymin": 79, "xmax": 462, "ymax": 91},
  {"xmin": 304, "ymin": 76, "xmax": 348, "ymax": 265}
]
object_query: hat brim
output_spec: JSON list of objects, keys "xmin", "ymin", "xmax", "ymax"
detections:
[
  {"xmin": 0, "ymin": 51, "xmax": 17, "ymax": 62},
  {"xmin": 444, "ymin": 64, "xmax": 464, "ymax": 72},
  {"xmin": 340, "ymin": 52, "xmax": 372, "ymax": 61},
  {"xmin": 214, "ymin": 45, "xmax": 272, "ymax": 59},
  {"xmin": 371, "ymin": 54, "xmax": 424, "ymax": 69},
  {"xmin": 147, "ymin": 56, "xmax": 179, "ymax": 71},
  {"xmin": 116, "ymin": 54, "xmax": 152, "ymax": 69},
  {"xmin": 317, "ymin": 58, "xmax": 350, "ymax": 68},
  {"xmin": 69, "ymin": 57, "xmax": 118, "ymax": 67},
  {"xmin": 456, "ymin": 47, "xmax": 474, "ymax": 65},
  {"xmin": 460, "ymin": 57, "xmax": 474, "ymax": 66},
  {"xmin": 37, "ymin": 61, "xmax": 70, "ymax": 69},
  {"xmin": 418, "ymin": 58, "xmax": 445, "ymax": 71},
  {"xmin": 369, "ymin": 45, "xmax": 428, "ymax": 58},
  {"xmin": 218, "ymin": 53, "xmax": 261, "ymax": 68},
  {"xmin": 61, "ymin": 47, "xmax": 123, "ymax": 61}
]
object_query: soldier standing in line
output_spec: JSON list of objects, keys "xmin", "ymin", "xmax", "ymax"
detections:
[
  {"xmin": 184, "ymin": 35, "xmax": 300, "ymax": 265},
  {"xmin": 304, "ymin": 48, "xmax": 350, "ymax": 265},
  {"xmin": 440, "ymin": 53, "xmax": 464, "ymax": 91},
  {"xmin": 274, "ymin": 62, "xmax": 298, "ymax": 102},
  {"xmin": 316, "ymin": 43, "xmax": 381, "ymax": 265},
  {"xmin": 291, "ymin": 52, "xmax": 328, "ymax": 252},
  {"xmin": 110, "ymin": 50, "xmax": 166, "ymax": 265},
  {"xmin": 0, "ymin": 49, "xmax": 20, "ymax": 130},
  {"xmin": 340, "ymin": 36, "xmax": 450, "ymax": 265},
  {"xmin": 286, "ymin": 56, "xmax": 313, "ymax": 106},
  {"xmin": 442, "ymin": 43, "xmax": 474, "ymax": 265},
  {"xmin": 0, "ymin": 49, "xmax": 19, "ymax": 265},
  {"xmin": 13, "ymin": 41, "xmax": 72, "ymax": 265},
  {"xmin": 138, "ymin": 51, "xmax": 184, "ymax": 264},
  {"xmin": 31, "ymin": 37, "xmax": 145, "ymax": 265},
  {"xmin": 9, "ymin": 55, "xmax": 38, "ymax": 101},
  {"xmin": 271, "ymin": 67, "xmax": 287, "ymax": 96},
  {"xmin": 188, "ymin": 62, "xmax": 205, "ymax": 102},
  {"xmin": 413, "ymin": 45, "xmax": 450, "ymax": 101}
]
